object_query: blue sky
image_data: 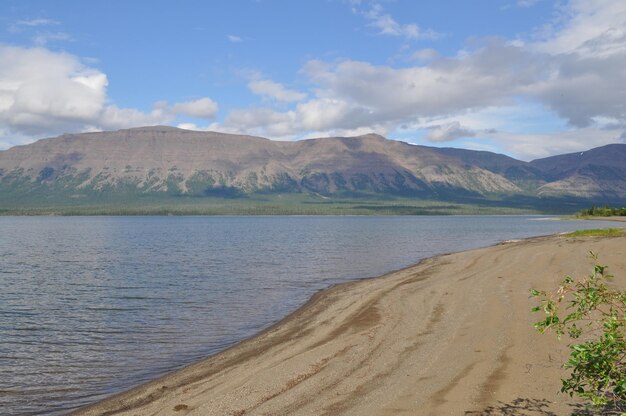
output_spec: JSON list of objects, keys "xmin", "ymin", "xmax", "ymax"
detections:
[{"xmin": 1, "ymin": 0, "xmax": 625, "ymax": 160}]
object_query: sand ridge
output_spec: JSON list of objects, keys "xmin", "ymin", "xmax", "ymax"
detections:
[{"xmin": 74, "ymin": 233, "xmax": 626, "ymax": 415}]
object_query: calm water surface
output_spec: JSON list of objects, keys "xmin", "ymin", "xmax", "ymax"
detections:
[{"xmin": 0, "ymin": 215, "xmax": 620, "ymax": 415}]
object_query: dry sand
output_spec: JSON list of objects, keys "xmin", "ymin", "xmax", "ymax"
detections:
[
  {"xmin": 585, "ymin": 216, "xmax": 626, "ymax": 222},
  {"xmin": 75, "ymin": 233, "xmax": 626, "ymax": 416}
]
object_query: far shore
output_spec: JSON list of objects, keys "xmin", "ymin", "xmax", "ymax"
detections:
[{"xmin": 74, "ymin": 232, "xmax": 626, "ymax": 416}]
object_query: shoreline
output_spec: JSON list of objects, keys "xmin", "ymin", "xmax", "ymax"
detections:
[
  {"xmin": 581, "ymin": 215, "xmax": 626, "ymax": 222},
  {"xmin": 74, "ymin": 232, "xmax": 626, "ymax": 416}
]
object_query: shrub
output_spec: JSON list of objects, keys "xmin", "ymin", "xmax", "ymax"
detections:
[
  {"xmin": 531, "ymin": 253, "xmax": 625, "ymax": 410},
  {"xmin": 579, "ymin": 205, "xmax": 626, "ymax": 217}
]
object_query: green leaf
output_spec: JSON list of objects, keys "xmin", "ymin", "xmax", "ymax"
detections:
[{"xmin": 532, "ymin": 257, "xmax": 626, "ymax": 408}]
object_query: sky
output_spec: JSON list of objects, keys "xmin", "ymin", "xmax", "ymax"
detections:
[{"xmin": 0, "ymin": 0, "xmax": 625, "ymax": 160}]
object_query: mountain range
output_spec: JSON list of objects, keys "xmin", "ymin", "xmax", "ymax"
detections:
[{"xmin": 0, "ymin": 126, "xmax": 624, "ymax": 211}]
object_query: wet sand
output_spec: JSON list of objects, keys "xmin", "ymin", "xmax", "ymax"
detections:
[{"xmin": 75, "ymin": 233, "xmax": 626, "ymax": 416}]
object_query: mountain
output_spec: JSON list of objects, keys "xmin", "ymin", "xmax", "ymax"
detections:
[
  {"xmin": 0, "ymin": 126, "xmax": 624, "ymax": 210},
  {"xmin": 434, "ymin": 147, "xmax": 548, "ymax": 191},
  {"xmin": 529, "ymin": 144, "xmax": 626, "ymax": 198}
]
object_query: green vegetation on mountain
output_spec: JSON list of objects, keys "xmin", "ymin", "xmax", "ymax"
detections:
[{"xmin": 0, "ymin": 193, "xmax": 550, "ymax": 216}]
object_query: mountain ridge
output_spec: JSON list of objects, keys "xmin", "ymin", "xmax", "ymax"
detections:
[{"xmin": 1, "ymin": 126, "xmax": 624, "ymax": 208}]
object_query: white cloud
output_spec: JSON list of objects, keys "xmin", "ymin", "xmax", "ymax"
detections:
[
  {"xmin": 9, "ymin": 18, "xmax": 70, "ymax": 45},
  {"xmin": 0, "ymin": 45, "xmax": 108, "ymax": 134},
  {"xmin": 216, "ymin": 104, "xmax": 392, "ymax": 140},
  {"xmin": 425, "ymin": 122, "xmax": 475, "ymax": 142},
  {"xmin": 33, "ymin": 31, "xmax": 72, "ymax": 46},
  {"xmin": 3, "ymin": 0, "xmax": 626, "ymax": 160},
  {"xmin": 248, "ymin": 79, "xmax": 306, "ymax": 102},
  {"xmin": 176, "ymin": 122, "xmax": 220, "ymax": 132},
  {"xmin": 413, "ymin": 103, "xmax": 566, "ymax": 135},
  {"xmin": 220, "ymin": 0, "xmax": 626, "ymax": 155},
  {"xmin": 171, "ymin": 97, "xmax": 219, "ymax": 119},
  {"xmin": 361, "ymin": 3, "xmax": 442, "ymax": 40},
  {"xmin": 522, "ymin": 1, "xmax": 626, "ymax": 127},
  {"xmin": 485, "ymin": 127, "xmax": 624, "ymax": 161},
  {"xmin": 221, "ymin": 46, "xmax": 537, "ymax": 139},
  {"xmin": 517, "ymin": 0, "xmax": 541, "ymax": 8},
  {"xmin": 275, "ymin": 2, "xmax": 626, "ymax": 147},
  {"xmin": 411, "ymin": 48, "xmax": 439, "ymax": 62},
  {"xmin": 227, "ymin": 34, "xmax": 242, "ymax": 43},
  {"xmin": 455, "ymin": 141, "xmax": 500, "ymax": 153},
  {"xmin": 225, "ymin": 107, "xmax": 297, "ymax": 136},
  {"xmin": 98, "ymin": 105, "xmax": 171, "ymax": 131},
  {"xmin": 14, "ymin": 18, "xmax": 59, "ymax": 27},
  {"xmin": 0, "ymin": 45, "xmax": 218, "ymax": 148},
  {"xmin": 300, "ymin": 41, "xmax": 536, "ymax": 120},
  {"xmin": 9, "ymin": 18, "xmax": 60, "ymax": 32},
  {"xmin": 295, "ymin": 98, "xmax": 373, "ymax": 131},
  {"xmin": 177, "ymin": 122, "xmax": 199, "ymax": 130},
  {"xmin": 533, "ymin": 0, "xmax": 626, "ymax": 55}
]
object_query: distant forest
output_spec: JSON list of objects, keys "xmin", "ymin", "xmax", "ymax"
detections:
[{"xmin": 579, "ymin": 205, "xmax": 626, "ymax": 217}]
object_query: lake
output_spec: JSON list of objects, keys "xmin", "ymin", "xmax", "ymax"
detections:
[{"xmin": 0, "ymin": 215, "xmax": 619, "ymax": 415}]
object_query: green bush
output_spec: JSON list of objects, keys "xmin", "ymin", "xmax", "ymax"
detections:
[
  {"xmin": 567, "ymin": 228, "xmax": 625, "ymax": 237},
  {"xmin": 531, "ymin": 253, "xmax": 625, "ymax": 411},
  {"xmin": 579, "ymin": 205, "xmax": 626, "ymax": 217}
]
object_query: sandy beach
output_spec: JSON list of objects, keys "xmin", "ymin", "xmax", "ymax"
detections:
[
  {"xmin": 585, "ymin": 216, "xmax": 626, "ymax": 222},
  {"xmin": 75, "ymin": 232, "xmax": 626, "ymax": 416}
]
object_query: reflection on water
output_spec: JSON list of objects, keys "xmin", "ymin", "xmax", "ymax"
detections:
[{"xmin": 0, "ymin": 215, "xmax": 619, "ymax": 415}]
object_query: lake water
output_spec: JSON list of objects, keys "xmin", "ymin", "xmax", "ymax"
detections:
[{"xmin": 0, "ymin": 215, "xmax": 620, "ymax": 415}]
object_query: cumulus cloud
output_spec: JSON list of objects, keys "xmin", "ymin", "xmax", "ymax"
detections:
[
  {"xmin": 222, "ymin": 0, "xmax": 626, "ymax": 157},
  {"xmin": 0, "ymin": 45, "xmax": 109, "ymax": 135},
  {"xmin": 171, "ymin": 97, "xmax": 219, "ymax": 118},
  {"xmin": 522, "ymin": 1, "xmax": 626, "ymax": 127},
  {"xmin": 526, "ymin": 54, "xmax": 626, "ymax": 127},
  {"xmin": 0, "ymin": 45, "xmax": 217, "ymax": 147},
  {"xmin": 226, "ymin": 107, "xmax": 291, "ymax": 128},
  {"xmin": 222, "ymin": 97, "xmax": 382, "ymax": 138},
  {"xmin": 425, "ymin": 122, "xmax": 475, "ymax": 142},
  {"xmin": 98, "ymin": 105, "xmax": 171, "ymax": 131},
  {"xmin": 533, "ymin": 0, "xmax": 626, "ymax": 55},
  {"xmin": 216, "ymin": 104, "xmax": 391, "ymax": 140},
  {"xmin": 301, "ymin": 42, "xmax": 539, "ymax": 119},
  {"xmin": 248, "ymin": 79, "xmax": 306, "ymax": 102},
  {"xmin": 3, "ymin": 0, "xmax": 626, "ymax": 160}
]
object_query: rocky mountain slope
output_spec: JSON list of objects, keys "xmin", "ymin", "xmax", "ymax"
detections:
[
  {"xmin": 0, "ymin": 126, "xmax": 624, "ymax": 203},
  {"xmin": 529, "ymin": 144, "xmax": 626, "ymax": 198}
]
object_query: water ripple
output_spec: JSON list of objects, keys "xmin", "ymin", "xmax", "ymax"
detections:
[{"xmin": 0, "ymin": 215, "xmax": 619, "ymax": 415}]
